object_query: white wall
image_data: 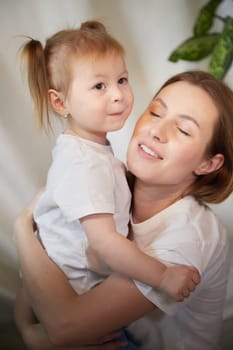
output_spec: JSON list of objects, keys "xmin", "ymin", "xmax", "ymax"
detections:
[{"xmin": 0, "ymin": 0, "xmax": 232, "ymax": 300}]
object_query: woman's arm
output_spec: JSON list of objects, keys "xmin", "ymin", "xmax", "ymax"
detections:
[
  {"xmin": 81, "ymin": 214, "xmax": 200, "ymax": 300},
  {"xmin": 15, "ymin": 288, "xmax": 129, "ymax": 350},
  {"xmin": 14, "ymin": 287, "xmax": 58, "ymax": 349},
  {"xmin": 14, "ymin": 209, "xmax": 154, "ymax": 347},
  {"xmin": 15, "ymin": 290, "xmax": 127, "ymax": 350}
]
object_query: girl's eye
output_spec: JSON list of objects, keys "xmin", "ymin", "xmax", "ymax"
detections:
[
  {"xmin": 118, "ymin": 77, "xmax": 128, "ymax": 85},
  {"xmin": 95, "ymin": 83, "xmax": 105, "ymax": 90}
]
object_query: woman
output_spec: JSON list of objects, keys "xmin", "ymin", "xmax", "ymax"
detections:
[{"xmin": 14, "ymin": 71, "xmax": 233, "ymax": 350}]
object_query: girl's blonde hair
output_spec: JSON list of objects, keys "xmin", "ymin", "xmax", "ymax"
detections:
[
  {"xmin": 21, "ymin": 20, "xmax": 125, "ymax": 131},
  {"xmin": 156, "ymin": 70, "xmax": 233, "ymax": 204}
]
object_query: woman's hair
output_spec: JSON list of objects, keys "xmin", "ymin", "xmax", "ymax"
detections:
[
  {"xmin": 21, "ymin": 20, "xmax": 124, "ymax": 131},
  {"xmin": 156, "ymin": 70, "xmax": 233, "ymax": 204}
]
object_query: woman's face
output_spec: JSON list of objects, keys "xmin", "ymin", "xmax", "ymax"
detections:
[{"xmin": 127, "ymin": 81, "xmax": 219, "ymax": 193}]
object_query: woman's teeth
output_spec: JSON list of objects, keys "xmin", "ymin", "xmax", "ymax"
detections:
[{"xmin": 140, "ymin": 144, "xmax": 161, "ymax": 159}]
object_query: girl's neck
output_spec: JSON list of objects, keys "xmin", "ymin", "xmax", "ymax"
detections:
[
  {"xmin": 132, "ymin": 179, "xmax": 184, "ymax": 223},
  {"xmin": 65, "ymin": 123, "xmax": 107, "ymax": 145}
]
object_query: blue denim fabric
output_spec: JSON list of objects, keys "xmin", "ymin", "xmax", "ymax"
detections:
[{"xmin": 117, "ymin": 328, "xmax": 138, "ymax": 349}]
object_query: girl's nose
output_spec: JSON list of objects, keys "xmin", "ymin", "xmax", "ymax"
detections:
[{"xmin": 111, "ymin": 85, "xmax": 123, "ymax": 102}]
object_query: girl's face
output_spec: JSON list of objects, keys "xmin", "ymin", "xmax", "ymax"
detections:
[
  {"xmin": 127, "ymin": 81, "xmax": 221, "ymax": 194},
  {"xmin": 64, "ymin": 53, "xmax": 134, "ymax": 144}
]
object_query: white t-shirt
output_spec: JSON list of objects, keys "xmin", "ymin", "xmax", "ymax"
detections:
[
  {"xmin": 128, "ymin": 196, "xmax": 231, "ymax": 350},
  {"xmin": 34, "ymin": 134, "xmax": 131, "ymax": 294}
]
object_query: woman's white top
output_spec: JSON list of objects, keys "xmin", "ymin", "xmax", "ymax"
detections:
[{"xmin": 128, "ymin": 196, "xmax": 231, "ymax": 350}]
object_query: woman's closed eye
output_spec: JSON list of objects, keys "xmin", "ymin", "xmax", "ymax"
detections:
[
  {"xmin": 150, "ymin": 111, "xmax": 161, "ymax": 118},
  {"xmin": 178, "ymin": 127, "xmax": 191, "ymax": 136},
  {"xmin": 177, "ymin": 121, "xmax": 193, "ymax": 136}
]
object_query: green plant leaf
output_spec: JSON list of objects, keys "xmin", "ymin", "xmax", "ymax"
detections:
[
  {"xmin": 193, "ymin": 0, "xmax": 223, "ymax": 37},
  {"xmin": 209, "ymin": 16, "xmax": 233, "ymax": 79},
  {"xmin": 168, "ymin": 33, "xmax": 220, "ymax": 62}
]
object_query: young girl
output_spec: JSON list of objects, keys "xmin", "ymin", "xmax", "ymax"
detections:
[
  {"xmin": 15, "ymin": 70, "xmax": 233, "ymax": 350},
  {"xmin": 17, "ymin": 21, "xmax": 199, "ymax": 348}
]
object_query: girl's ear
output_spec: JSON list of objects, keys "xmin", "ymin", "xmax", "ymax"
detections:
[
  {"xmin": 194, "ymin": 153, "xmax": 224, "ymax": 176},
  {"xmin": 48, "ymin": 89, "xmax": 68, "ymax": 116}
]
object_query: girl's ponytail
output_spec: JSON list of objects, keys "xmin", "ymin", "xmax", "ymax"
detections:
[
  {"xmin": 20, "ymin": 20, "xmax": 125, "ymax": 132},
  {"xmin": 21, "ymin": 38, "xmax": 50, "ymax": 131}
]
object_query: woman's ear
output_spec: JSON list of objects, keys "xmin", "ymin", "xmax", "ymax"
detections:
[
  {"xmin": 194, "ymin": 153, "xmax": 224, "ymax": 175},
  {"xmin": 48, "ymin": 89, "xmax": 67, "ymax": 116}
]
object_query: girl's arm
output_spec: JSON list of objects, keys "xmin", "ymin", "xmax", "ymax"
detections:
[
  {"xmin": 14, "ymin": 209, "xmax": 154, "ymax": 347},
  {"xmin": 81, "ymin": 214, "xmax": 200, "ymax": 299}
]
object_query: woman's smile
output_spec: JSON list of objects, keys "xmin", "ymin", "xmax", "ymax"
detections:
[{"xmin": 139, "ymin": 143, "xmax": 163, "ymax": 159}]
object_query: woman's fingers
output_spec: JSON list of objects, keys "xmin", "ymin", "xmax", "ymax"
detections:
[
  {"xmin": 78, "ymin": 339, "xmax": 127, "ymax": 350},
  {"xmin": 96, "ymin": 331, "xmax": 121, "ymax": 344}
]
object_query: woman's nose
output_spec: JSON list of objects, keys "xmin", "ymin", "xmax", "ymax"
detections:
[{"xmin": 150, "ymin": 119, "xmax": 167, "ymax": 143}]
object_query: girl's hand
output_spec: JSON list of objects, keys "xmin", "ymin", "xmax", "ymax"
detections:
[{"xmin": 159, "ymin": 265, "xmax": 201, "ymax": 301}]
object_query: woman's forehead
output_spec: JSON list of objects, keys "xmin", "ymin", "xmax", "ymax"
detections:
[{"xmin": 153, "ymin": 82, "xmax": 218, "ymax": 120}]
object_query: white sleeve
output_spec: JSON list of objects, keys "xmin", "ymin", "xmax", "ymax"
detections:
[
  {"xmin": 54, "ymin": 156, "xmax": 115, "ymax": 222},
  {"xmin": 134, "ymin": 235, "xmax": 203, "ymax": 315}
]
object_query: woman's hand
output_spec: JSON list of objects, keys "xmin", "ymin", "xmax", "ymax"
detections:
[
  {"xmin": 22, "ymin": 323, "xmax": 56, "ymax": 350},
  {"xmin": 14, "ymin": 188, "xmax": 44, "ymax": 239},
  {"xmin": 78, "ymin": 341, "xmax": 126, "ymax": 350},
  {"xmin": 14, "ymin": 287, "xmax": 56, "ymax": 350},
  {"xmin": 78, "ymin": 331, "xmax": 128, "ymax": 349},
  {"xmin": 22, "ymin": 323, "xmax": 126, "ymax": 350}
]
